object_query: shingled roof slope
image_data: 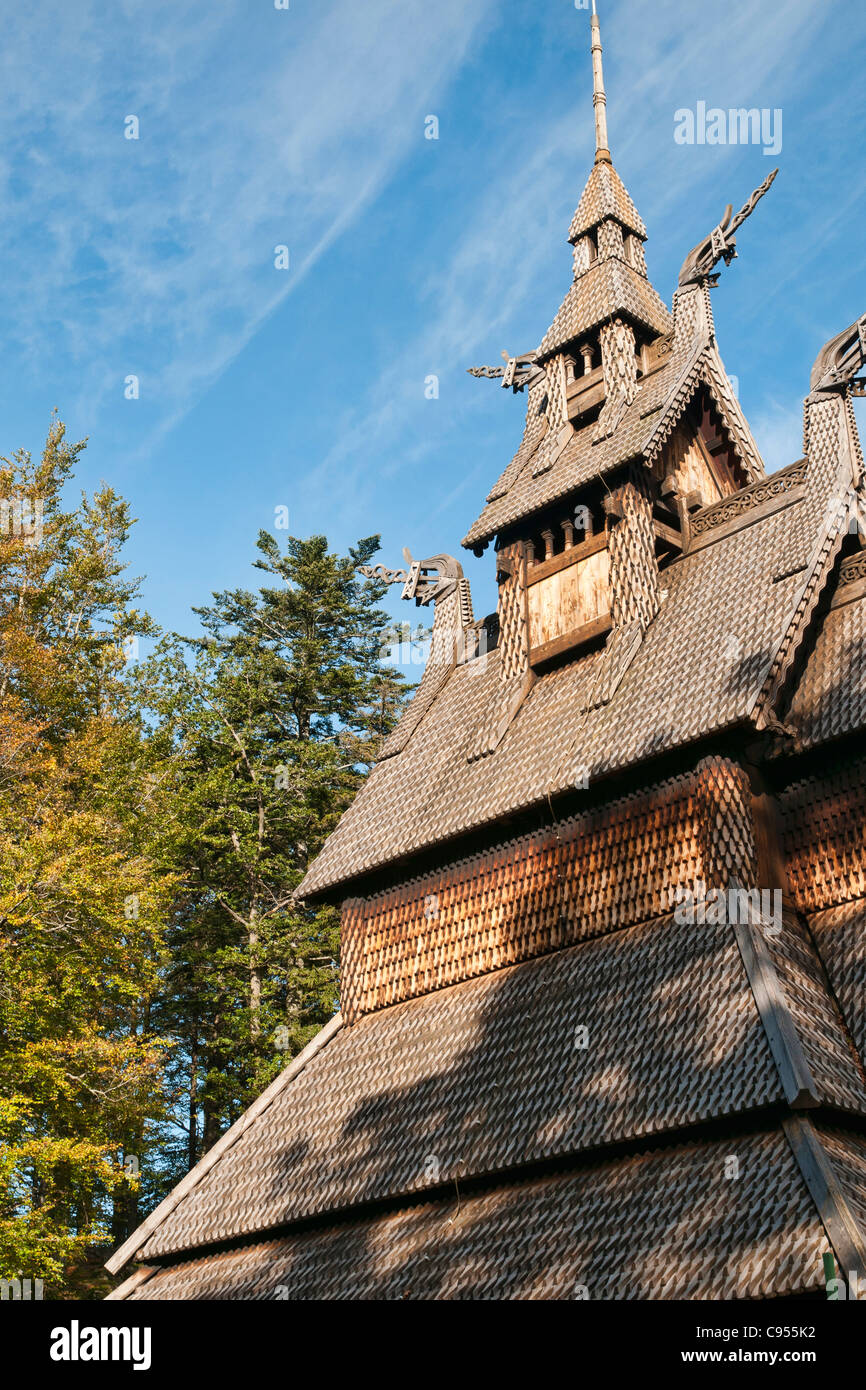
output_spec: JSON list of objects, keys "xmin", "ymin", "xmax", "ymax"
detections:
[
  {"xmin": 132, "ymin": 915, "xmax": 783, "ymax": 1260},
  {"xmin": 538, "ymin": 258, "xmax": 672, "ymax": 359},
  {"xmin": 462, "ymin": 305, "xmax": 765, "ymax": 550},
  {"xmin": 299, "ymin": 455, "xmax": 838, "ymax": 899},
  {"xmin": 785, "ymin": 570, "xmax": 866, "ymax": 749},
  {"xmin": 767, "ymin": 914, "xmax": 866, "ymax": 1111},
  {"xmin": 809, "ymin": 897, "xmax": 866, "ymax": 1068},
  {"xmin": 104, "ymin": 882, "xmax": 866, "ymax": 1276},
  {"xmin": 464, "ymin": 347, "xmax": 681, "ymax": 548},
  {"xmin": 460, "ymin": 76, "xmax": 687, "ymax": 549},
  {"xmin": 568, "ymin": 159, "xmax": 647, "ymax": 242},
  {"xmin": 118, "ymin": 1125, "xmax": 859, "ymax": 1300}
]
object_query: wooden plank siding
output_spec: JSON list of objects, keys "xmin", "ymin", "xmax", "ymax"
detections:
[{"xmin": 527, "ymin": 539, "xmax": 610, "ymax": 661}]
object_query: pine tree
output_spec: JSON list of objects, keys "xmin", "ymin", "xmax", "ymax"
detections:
[{"xmin": 143, "ymin": 530, "xmax": 407, "ymax": 1169}]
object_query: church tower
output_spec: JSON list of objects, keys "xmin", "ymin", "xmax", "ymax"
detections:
[{"xmin": 464, "ymin": 1, "xmax": 769, "ymax": 767}]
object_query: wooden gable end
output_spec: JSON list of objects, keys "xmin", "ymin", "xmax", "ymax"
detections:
[{"xmin": 526, "ymin": 532, "xmax": 611, "ymax": 663}]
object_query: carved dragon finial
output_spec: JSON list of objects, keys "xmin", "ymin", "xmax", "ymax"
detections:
[
  {"xmin": 358, "ymin": 549, "xmax": 465, "ymax": 606},
  {"xmin": 809, "ymin": 313, "xmax": 866, "ymax": 396},
  {"xmin": 467, "ymin": 349, "xmax": 543, "ymax": 393},
  {"xmin": 677, "ymin": 168, "xmax": 778, "ymax": 288}
]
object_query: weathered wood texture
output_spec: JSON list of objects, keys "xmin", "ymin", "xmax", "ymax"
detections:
[
  {"xmin": 124, "ymin": 1127, "xmax": 839, "ymax": 1302},
  {"xmin": 781, "ymin": 757, "xmax": 866, "ymax": 912},
  {"xmin": 662, "ymin": 420, "xmax": 725, "ymax": 506},
  {"xmin": 607, "ymin": 466, "xmax": 661, "ymax": 631},
  {"xmin": 527, "ymin": 541, "xmax": 610, "ymax": 653},
  {"xmin": 339, "ymin": 755, "xmax": 756, "ymax": 1023},
  {"xmin": 496, "ymin": 539, "xmax": 528, "ymax": 681}
]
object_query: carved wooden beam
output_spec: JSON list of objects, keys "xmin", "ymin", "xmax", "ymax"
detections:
[
  {"xmin": 809, "ymin": 313, "xmax": 866, "ymax": 396},
  {"xmin": 467, "ymin": 349, "xmax": 543, "ymax": 393},
  {"xmin": 677, "ymin": 168, "xmax": 778, "ymax": 287},
  {"xmin": 358, "ymin": 550, "xmax": 466, "ymax": 607}
]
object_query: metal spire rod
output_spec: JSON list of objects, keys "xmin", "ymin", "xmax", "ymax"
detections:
[{"xmin": 591, "ymin": 0, "xmax": 611, "ymax": 165}]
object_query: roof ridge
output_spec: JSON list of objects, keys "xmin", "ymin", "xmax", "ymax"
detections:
[
  {"xmin": 752, "ymin": 480, "xmax": 854, "ymax": 729},
  {"xmin": 783, "ymin": 1116, "xmax": 866, "ymax": 1282},
  {"xmin": 729, "ymin": 894, "xmax": 820, "ymax": 1109},
  {"xmin": 643, "ymin": 341, "xmax": 764, "ymax": 482},
  {"xmin": 104, "ymin": 1013, "xmax": 343, "ymax": 1276},
  {"xmin": 729, "ymin": 883, "xmax": 866, "ymax": 1115}
]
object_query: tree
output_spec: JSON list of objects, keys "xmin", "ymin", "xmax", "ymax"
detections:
[
  {"xmin": 0, "ymin": 420, "xmax": 173, "ymax": 1291},
  {"xmin": 142, "ymin": 531, "xmax": 407, "ymax": 1166},
  {"xmin": 0, "ymin": 434, "xmax": 410, "ymax": 1288}
]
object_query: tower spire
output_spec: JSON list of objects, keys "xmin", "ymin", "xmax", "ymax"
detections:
[{"xmin": 591, "ymin": 1, "xmax": 611, "ymax": 165}]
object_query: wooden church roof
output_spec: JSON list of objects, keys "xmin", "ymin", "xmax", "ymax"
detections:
[
  {"xmin": 110, "ymin": 898, "xmax": 866, "ymax": 1298},
  {"xmin": 113, "ymin": 1127, "xmax": 866, "ymax": 1301},
  {"xmin": 537, "ymin": 257, "xmax": 672, "ymax": 362},
  {"xmin": 567, "ymin": 159, "xmax": 647, "ymax": 243},
  {"xmin": 296, "ymin": 444, "xmax": 852, "ymax": 900},
  {"xmin": 106, "ymin": 6, "xmax": 866, "ymax": 1301}
]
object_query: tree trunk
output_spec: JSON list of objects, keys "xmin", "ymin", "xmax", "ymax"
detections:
[
  {"xmin": 203, "ymin": 1016, "xmax": 223, "ymax": 1151},
  {"xmin": 249, "ymin": 911, "xmax": 262, "ymax": 1041},
  {"xmin": 188, "ymin": 1025, "xmax": 198, "ymax": 1170}
]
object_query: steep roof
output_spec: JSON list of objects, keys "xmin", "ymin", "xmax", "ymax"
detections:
[
  {"xmin": 463, "ymin": 283, "xmax": 764, "ymax": 550},
  {"xmin": 116, "ymin": 1124, "xmax": 865, "ymax": 1301},
  {"xmin": 459, "ymin": 28, "xmax": 675, "ymax": 550},
  {"xmin": 118, "ymin": 914, "xmax": 811, "ymax": 1260},
  {"xmin": 567, "ymin": 159, "xmax": 647, "ymax": 242},
  {"xmin": 298, "ymin": 447, "xmax": 835, "ymax": 900},
  {"xmin": 809, "ymin": 899, "xmax": 866, "ymax": 1065},
  {"xmin": 537, "ymin": 256, "xmax": 672, "ymax": 359},
  {"xmin": 784, "ymin": 552, "xmax": 866, "ymax": 749},
  {"xmin": 108, "ymin": 886, "xmax": 866, "ymax": 1292},
  {"xmin": 465, "ymin": 332, "xmax": 675, "ymax": 548}
]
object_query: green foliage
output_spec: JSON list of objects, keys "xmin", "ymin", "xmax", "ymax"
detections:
[
  {"xmin": 0, "ymin": 431, "xmax": 407, "ymax": 1294},
  {"xmin": 142, "ymin": 531, "xmax": 406, "ymax": 1158},
  {"xmin": 0, "ymin": 421, "xmax": 171, "ymax": 1289}
]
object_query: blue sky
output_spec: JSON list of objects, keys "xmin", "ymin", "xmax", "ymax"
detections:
[{"xmin": 0, "ymin": 0, "xmax": 864, "ymax": 645}]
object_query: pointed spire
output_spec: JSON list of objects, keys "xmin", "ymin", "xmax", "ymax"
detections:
[
  {"xmin": 566, "ymin": 0, "xmax": 646, "ymax": 249},
  {"xmin": 591, "ymin": 1, "xmax": 611, "ymax": 165}
]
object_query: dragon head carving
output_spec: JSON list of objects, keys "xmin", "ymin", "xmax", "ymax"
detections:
[
  {"xmin": 809, "ymin": 314, "xmax": 866, "ymax": 396},
  {"xmin": 358, "ymin": 550, "xmax": 464, "ymax": 606},
  {"xmin": 677, "ymin": 169, "xmax": 778, "ymax": 289}
]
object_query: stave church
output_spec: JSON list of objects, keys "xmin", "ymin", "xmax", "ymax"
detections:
[{"xmin": 107, "ymin": 7, "xmax": 866, "ymax": 1300}]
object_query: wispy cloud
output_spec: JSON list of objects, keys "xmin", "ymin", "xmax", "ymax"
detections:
[
  {"xmin": 0, "ymin": 0, "xmax": 861, "ymax": 637},
  {"xmin": 304, "ymin": 106, "xmax": 579, "ymax": 516},
  {"xmin": 0, "ymin": 0, "xmax": 496, "ymax": 460},
  {"xmin": 300, "ymin": 0, "xmax": 839, "ymax": 532},
  {"xmin": 749, "ymin": 398, "xmax": 804, "ymax": 474}
]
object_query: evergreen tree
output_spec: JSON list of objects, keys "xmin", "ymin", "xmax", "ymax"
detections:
[{"xmin": 142, "ymin": 531, "xmax": 406, "ymax": 1169}]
